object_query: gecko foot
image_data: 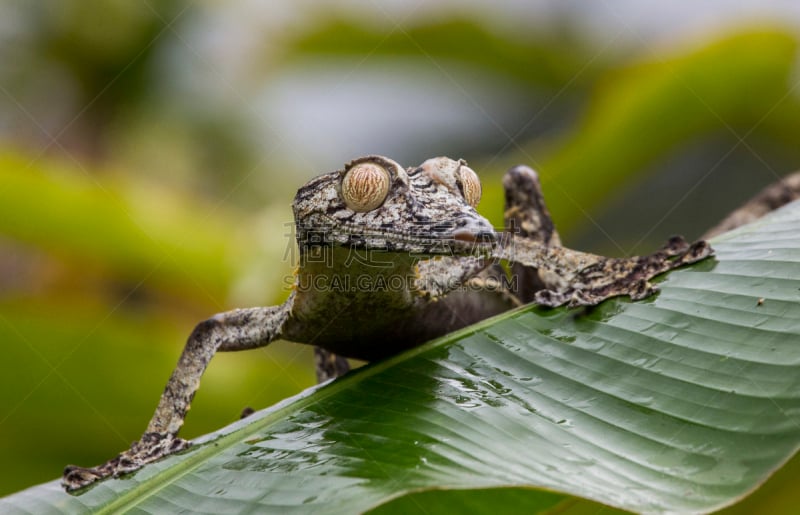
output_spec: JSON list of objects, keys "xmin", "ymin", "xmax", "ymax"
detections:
[{"xmin": 62, "ymin": 433, "xmax": 190, "ymax": 492}]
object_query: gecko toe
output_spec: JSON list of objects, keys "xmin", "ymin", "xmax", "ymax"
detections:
[
  {"xmin": 674, "ymin": 240, "xmax": 713, "ymax": 265},
  {"xmin": 689, "ymin": 240, "xmax": 714, "ymax": 259},
  {"xmin": 62, "ymin": 465, "xmax": 102, "ymax": 492},
  {"xmin": 629, "ymin": 280, "xmax": 657, "ymax": 300},
  {"xmin": 567, "ymin": 290, "xmax": 597, "ymax": 307},
  {"xmin": 662, "ymin": 235, "xmax": 690, "ymax": 255},
  {"xmin": 534, "ymin": 289, "xmax": 568, "ymax": 307}
]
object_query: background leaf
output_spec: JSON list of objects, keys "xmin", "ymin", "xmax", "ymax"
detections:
[{"xmin": 3, "ymin": 199, "xmax": 799, "ymax": 514}]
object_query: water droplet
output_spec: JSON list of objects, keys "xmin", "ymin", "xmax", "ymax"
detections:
[
  {"xmin": 453, "ymin": 395, "xmax": 481, "ymax": 408},
  {"xmin": 581, "ymin": 338, "xmax": 607, "ymax": 352},
  {"xmin": 631, "ymin": 356, "xmax": 660, "ymax": 369},
  {"xmin": 563, "ymin": 455, "xmax": 596, "ymax": 467},
  {"xmin": 553, "ymin": 334, "xmax": 576, "ymax": 344},
  {"xmin": 628, "ymin": 394, "xmax": 654, "ymax": 407}
]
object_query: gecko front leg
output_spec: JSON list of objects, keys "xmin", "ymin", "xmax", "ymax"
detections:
[
  {"xmin": 62, "ymin": 297, "xmax": 294, "ymax": 492},
  {"xmin": 498, "ymin": 227, "xmax": 711, "ymax": 307},
  {"xmin": 526, "ymin": 236, "xmax": 711, "ymax": 306},
  {"xmin": 498, "ymin": 166, "xmax": 712, "ymax": 307}
]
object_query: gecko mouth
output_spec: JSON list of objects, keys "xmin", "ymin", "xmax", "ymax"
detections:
[
  {"xmin": 348, "ymin": 226, "xmax": 497, "ymax": 252},
  {"xmin": 452, "ymin": 229, "xmax": 497, "ymax": 243},
  {"xmin": 301, "ymin": 215, "xmax": 497, "ymax": 255}
]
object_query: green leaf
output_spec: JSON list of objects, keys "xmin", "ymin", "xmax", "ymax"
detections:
[{"xmin": 3, "ymin": 201, "xmax": 800, "ymax": 514}]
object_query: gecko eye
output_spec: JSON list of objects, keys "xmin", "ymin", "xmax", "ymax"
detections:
[
  {"xmin": 458, "ymin": 164, "xmax": 482, "ymax": 207},
  {"xmin": 341, "ymin": 161, "xmax": 392, "ymax": 212}
]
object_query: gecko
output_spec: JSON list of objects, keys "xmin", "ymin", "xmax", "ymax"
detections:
[{"xmin": 62, "ymin": 155, "xmax": 712, "ymax": 491}]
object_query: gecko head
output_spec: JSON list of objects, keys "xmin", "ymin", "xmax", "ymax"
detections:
[{"xmin": 292, "ymin": 155, "xmax": 497, "ymax": 256}]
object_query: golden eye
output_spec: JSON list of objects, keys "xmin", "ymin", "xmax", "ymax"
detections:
[
  {"xmin": 458, "ymin": 164, "xmax": 482, "ymax": 207},
  {"xmin": 341, "ymin": 161, "xmax": 391, "ymax": 212}
]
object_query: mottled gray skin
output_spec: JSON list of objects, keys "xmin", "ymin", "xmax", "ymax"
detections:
[{"xmin": 62, "ymin": 155, "xmax": 712, "ymax": 492}]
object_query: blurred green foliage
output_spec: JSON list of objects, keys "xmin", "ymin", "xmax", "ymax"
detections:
[
  {"xmin": 0, "ymin": 3, "xmax": 798, "ymax": 509},
  {"xmin": 533, "ymin": 30, "xmax": 800, "ymax": 231},
  {"xmin": 284, "ymin": 17, "xmax": 602, "ymax": 90},
  {"xmin": 0, "ymin": 152, "xmax": 233, "ymax": 299}
]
